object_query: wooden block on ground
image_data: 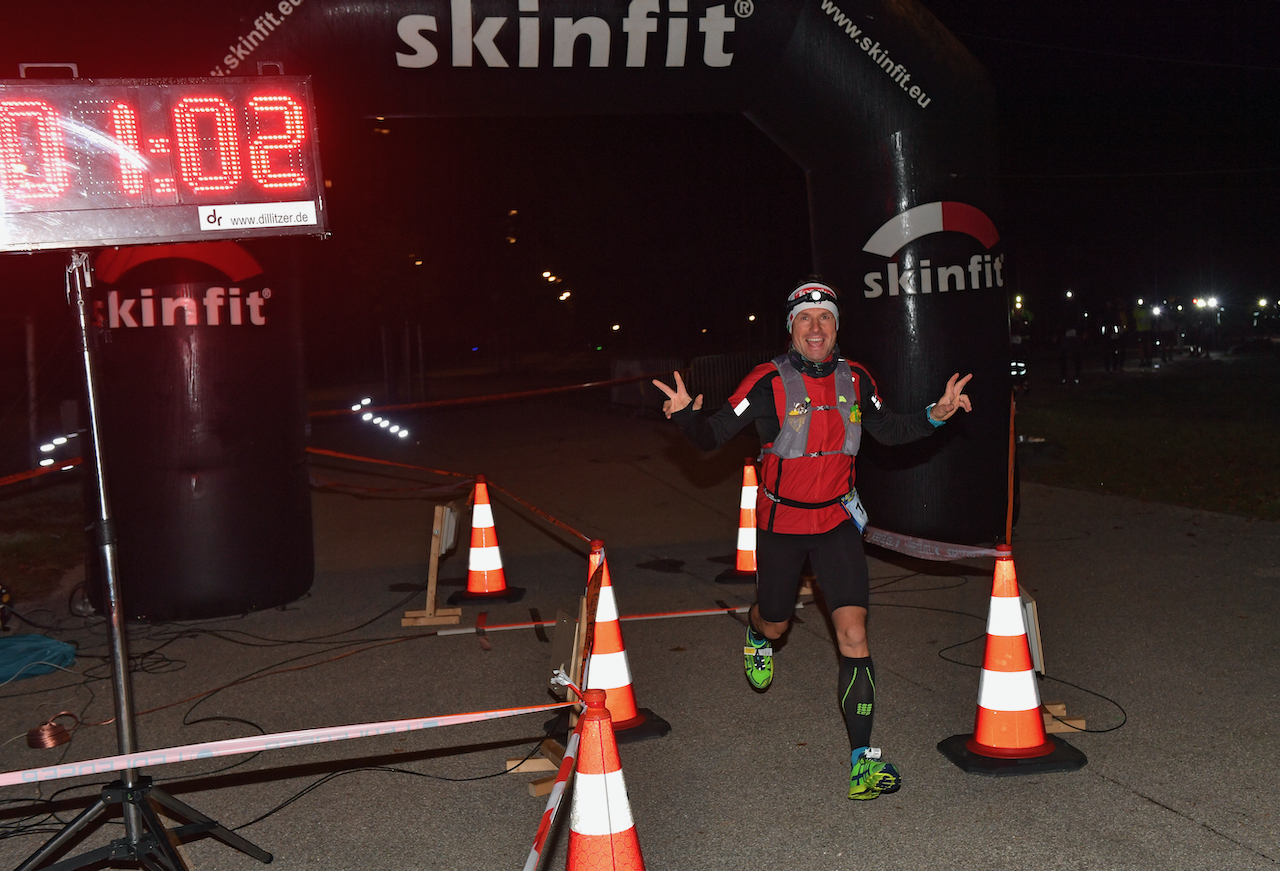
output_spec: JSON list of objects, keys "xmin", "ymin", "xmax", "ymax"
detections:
[
  {"xmin": 506, "ymin": 739, "xmax": 567, "ymax": 774},
  {"xmin": 1041, "ymin": 702, "xmax": 1084, "ymax": 732},
  {"xmin": 506, "ymin": 757, "xmax": 557, "ymax": 773},
  {"xmin": 401, "ymin": 612, "xmax": 461, "ymax": 627},
  {"xmin": 528, "ymin": 775, "xmax": 556, "ymax": 797},
  {"xmin": 538, "ymin": 738, "xmax": 565, "ymax": 769},
  {"xmin": 1043, "ymin": 715, "xmax": 1086, "ymax": 733}
]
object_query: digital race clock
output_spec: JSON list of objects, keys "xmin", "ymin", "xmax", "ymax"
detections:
[{"xmin": 0, "ymin": 76, "xmax": 326, "ymax": 253}]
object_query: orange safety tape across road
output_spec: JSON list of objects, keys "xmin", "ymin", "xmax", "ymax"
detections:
[
  {"xmin": 308, "ymin": 372, "xmax": 668, "ymax": 418},
  {"xmin": 0, "ymin": 458, "xmax": 82, "ymax": 490},
  {"xmin": 0, "ymin": 700, "xmax": 572, "ymax": 788}
]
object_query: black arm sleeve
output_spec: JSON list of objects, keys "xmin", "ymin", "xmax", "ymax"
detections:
[
  {"xmin": 670, "ymin": 372, "xmax": 778, "ymax": 452},
  {"xmin": 861, "ymin": 403, "xmax": 939, "ymax": 445}
]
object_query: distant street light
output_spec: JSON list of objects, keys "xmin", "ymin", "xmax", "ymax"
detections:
[
  {"xmin": 559, "ymin": 291, "xmax": 571, "ymax": 301},
  {"xmin": 748, "ymin": 314, "xmax": 756, "ymax": 321},
  {"xmin": 611, "ymin": 324, "xmax": 620, "ymax": 331}
]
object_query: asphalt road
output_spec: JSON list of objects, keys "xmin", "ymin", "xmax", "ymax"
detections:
[{"xmin": 0, "ymin": 399, "xmax": 1276, "ymax": 870}]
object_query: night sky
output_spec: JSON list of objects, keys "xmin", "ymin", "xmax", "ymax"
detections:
[
  {"xmin": 918, "ymin": 1, "xmax": 1280, "ymax": 329},
  {"xmin": 298, "ymin": 0, "xmax": 1280, "ymax": 367},
  {"xmin": 3, "ymin": 1, "xmax": 1279, "ymax": 377}
]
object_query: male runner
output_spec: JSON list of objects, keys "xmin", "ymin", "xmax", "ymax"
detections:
[{"xmin": 654, "ymin": 279, "xmax": 972, "ymax": 800}]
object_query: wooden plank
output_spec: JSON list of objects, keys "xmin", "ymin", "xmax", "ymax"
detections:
[
  {"xmin": 1043, "ymin": 716, "xmax": 1086, "ymax": 733},
  {"xmin": 547, "ymin": 611, "xmax": 578, "ymax": 701},
  {"xmin": 567, "ymin": 596, "xmax": 587, "ymax": 731},
  {"xmin": 401, "ymin": 613, "xmax": 466, "ymax": 627},
  {"xmin": 422, "ymin": 504, "xmax": 447, "ymax": 611},
  {"xmin": 506, "ymin": 757, "xmax": 558, "ymax": 773},
  {"xmin": 402, "ymin": 502, "xmax": 461, "ymax": 626},
  {"xmin": 539, "ymin": 738, "xmax": 565, "ymax": 769},
  {"xmin": 528, "ymin": 775, "xmax": 556, "ymax": 798},
  {"xmin": 1041, "ymin": 702, "xmax": 1084, "ymax": 732}
]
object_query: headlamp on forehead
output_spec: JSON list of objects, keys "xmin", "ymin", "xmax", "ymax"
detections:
[{"xmin": 785, "ymin": 282, "xmax": 840, "ymax": 331}]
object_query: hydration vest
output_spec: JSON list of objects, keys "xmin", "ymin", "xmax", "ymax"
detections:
[{"xmin": 763, "ymin": 354, "xmax": 862, "ymax": 460}]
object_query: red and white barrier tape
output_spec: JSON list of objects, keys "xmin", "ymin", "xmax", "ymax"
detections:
[
  {"xmin": 0, "ymin": 458, "xmax": 81, "ymax": 490},
  {"xmin": 0, "ymin": 700, "xmax": 570, "ymax": 788},
  {"xmin": 522, "ymin": 721, "xmax": 583, "ymax": 871},
  {"xmin": 308, "ymin": 372, "xmax": 668, "ymax": 418},
  {"xmin": 864, "ymin": 525, "xmax": 1001, "ymax": 561}
]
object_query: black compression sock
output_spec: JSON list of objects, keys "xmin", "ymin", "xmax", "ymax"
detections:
[{"xmin": 838, "ymin": 655, "xmax": 875, "ymax": 751}]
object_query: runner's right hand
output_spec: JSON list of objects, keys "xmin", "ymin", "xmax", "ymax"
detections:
[{"xmin": 652, "ymin": 371, "xmax": 703, "ymax": 419}]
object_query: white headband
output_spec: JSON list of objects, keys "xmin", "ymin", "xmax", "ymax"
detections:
[{"xmin": 785, "ymin": 284, "xmax": 840, "ymax": 331}]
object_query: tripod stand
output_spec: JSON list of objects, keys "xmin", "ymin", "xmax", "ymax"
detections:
[{"xmin": 15, "ymin": 253, "xmax": 272, "ymax": 871}]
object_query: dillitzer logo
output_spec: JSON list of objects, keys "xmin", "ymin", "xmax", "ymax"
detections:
[
  {"xmin": 862, "ymin": 201, "xmax": 1004, "ymax": 298},
  {"xmin": 95, "ymin": 287, "xmax": 272, "ymax": 329}
]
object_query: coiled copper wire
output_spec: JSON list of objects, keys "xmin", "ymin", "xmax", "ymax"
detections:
[{"xmin": 27, "ymin": 712, "xmax": 78, "ymax": 749}]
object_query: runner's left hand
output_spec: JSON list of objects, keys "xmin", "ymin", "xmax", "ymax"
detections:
[{"xmin": 930, "ymin": 373, "xmax": 973, "ymax": 421}]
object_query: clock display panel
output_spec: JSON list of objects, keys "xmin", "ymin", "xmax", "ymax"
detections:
[{"xmin": 0, "ymin": 77, "xmax": 325, "ymax": 252}]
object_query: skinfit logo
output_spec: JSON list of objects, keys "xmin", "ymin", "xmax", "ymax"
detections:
[
  {"xmin": 395, "ymin": 0, "xmax": 737, "ymax": 69},
  {"xmin": 862, "ymin": 201, "xmax": 1003, "ymax": 298},
  {"xmin": 96, "ymin": 287, "xmax": 271, "ymax": 329}
]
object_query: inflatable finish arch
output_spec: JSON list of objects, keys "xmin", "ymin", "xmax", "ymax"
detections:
[{"xmin": 2, "ymin": 0, "xmax": 1009, "ymax": 543}]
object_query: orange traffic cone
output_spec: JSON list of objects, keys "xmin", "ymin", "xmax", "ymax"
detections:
[
  {"xmin": 584, "ymin": 541, "xmax": 669, "ymax": 742},
  {"xmin": 566, "ymin": 689, "xmax": 645, "ymax": 871},
  {"xmin": 938, "ymin": 545, "xmax": 1085, "ymax": 775},
  {"xmin": 716, "ymin": 459, "xmax": 758, "ymax": 583},
  {"xmin": 447, "ymin": 476, "xmax": 525, "ymax": 604}
]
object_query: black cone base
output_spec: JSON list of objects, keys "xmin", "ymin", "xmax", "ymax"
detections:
[
  {"xmin": 613, "ymin": 709, "xmax": 672, "ymax": 744},
  {"xmin": 937, "ymin": 733, "xmax": 1087, "ymax": 776},
  {"xmin": 543, "ymin": 707, "xmax": 671, "ymax": 744},
  {"xmin": 715, "ymin": 568, "xmax": 756, "ymax": 584},
  {"xmin": 446, "ymin": 586, "xmax": 526, "ymax": 605}
]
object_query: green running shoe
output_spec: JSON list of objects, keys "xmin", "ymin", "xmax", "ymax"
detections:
[
  {"xmin": 847, "ymin": 746, "xmax": 901, "ymax": 801},
  {"xmin": 743, "ymin": 624, "xmax": 773, "ymax": 691}
]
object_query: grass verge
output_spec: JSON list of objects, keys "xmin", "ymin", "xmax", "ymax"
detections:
[{"xmin": 1016, "ymin": 351, "xmax": 1280, "ymax": 521}]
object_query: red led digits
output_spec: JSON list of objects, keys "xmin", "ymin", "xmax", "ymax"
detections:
[
  {"xmin": 0, "ymin": 100, "xmax": 71, "ymax": 200},
  {"xmin": 247, "ymin": 94, "xmax": 308, "ymax": 190},
  {"xmin": 108, "ymin": 103, "xmax": 145, "ymax": 196},
  {"xmin": 172, "ymin": 96, "xmax": 242, "ymax": 193}
]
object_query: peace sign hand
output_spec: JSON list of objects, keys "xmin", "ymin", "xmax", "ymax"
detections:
[
  {"xmin": 930, "ymin": 372, "xmax": 974, "ymax": 421},
  {"xmin": 652, "ymin": 370, "xmax": 704, "ymax": 420}
]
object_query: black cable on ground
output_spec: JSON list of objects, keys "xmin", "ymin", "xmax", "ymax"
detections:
[
  {"xmin": 231, "ymin": 731, "xmax": 554, "ymax": 832},
  {"xmin": 871, "ymin": 583, "xmax": 1130, "ymax": 735}
]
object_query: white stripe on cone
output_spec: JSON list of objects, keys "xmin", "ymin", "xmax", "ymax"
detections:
[
  {"xmin": 595, "ymin": 586, "xmax": 619, "ymax": 623},
  {"xmin": 586, "ymin": 650, "xmax": 633, "ymax": 691},
  {"xmin": 976, "ymin": 667, "xmax": 1041, "ymax": 712},
  {"xmin": 469, "ymin": 547, "xmax": 503, "ymax": 572},
  {"xmin": 739, "ymin": 484, "xmax": 756, "ymax": 509},
  {"xmin": 569, "ymin": 769, "xmax": 634, "ymax": 836},
  {"xmin": 472, "ymin": 502, "xmax": 495, "ymax": 528},
  {"xmin": 986, "ymin": 596, "xmax": 1026, "ymax": 636},
  {"xmin": 736, "ymin": 526, "xmax": 756, "ymax": 551}
]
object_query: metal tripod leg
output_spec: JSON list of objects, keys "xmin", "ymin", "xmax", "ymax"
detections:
[
  {"xmin": 148, "ymin": 786, "xmax": 272, "ymax": 862},
  {"xmin": 14, "ymin": 777, "xmax": 272, "ymax": 871},
  {"xmin": 13, "ymin": 796, "xmax": 110, "ymax": 871}
]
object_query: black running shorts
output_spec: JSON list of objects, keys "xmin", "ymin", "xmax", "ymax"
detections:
[{"xmin": 755, "ymin": 521, "xmax": 869, "ymax": 623}]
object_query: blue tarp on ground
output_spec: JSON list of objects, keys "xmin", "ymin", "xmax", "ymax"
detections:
[{"xmin": 0, "ymin": 635, "xmax": 76, "ymax": 682}]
